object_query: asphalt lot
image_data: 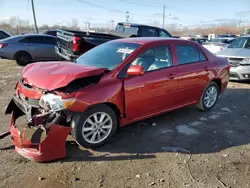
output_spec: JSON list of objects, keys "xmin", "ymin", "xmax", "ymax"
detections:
[{"xmin": 0, "ymin": 59, "xmax": 250, "ymax": 188}]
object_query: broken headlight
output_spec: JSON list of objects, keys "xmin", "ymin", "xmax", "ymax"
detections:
[{"xmin": 39, "ymin": 93, "xmax": 75, "ymax": 112}]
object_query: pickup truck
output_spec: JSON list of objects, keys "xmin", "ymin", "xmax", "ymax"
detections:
[{"xmin": 55, "ymin": 22, "xmax": 172, "ymax": 61}]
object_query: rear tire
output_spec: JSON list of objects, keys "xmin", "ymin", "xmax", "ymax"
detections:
[
  {"xmin": 196, "ymin": 82, "xmax": 219, "ymax": 111},
  {"xmin": 71, "ymin": 104, "xmax": 118, "ymax": 149},
  {"xmin": 15, "ymin": 51, "xmax": 32, "ymax": 66}
]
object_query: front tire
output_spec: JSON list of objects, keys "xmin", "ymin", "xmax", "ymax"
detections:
[
  {"xmin": 71, "ymin": 104, "xmax": 118, "ymax": 149},
  {"xmin": 196, "ymin": 82, "xmax": 219, "ymax": 111}
]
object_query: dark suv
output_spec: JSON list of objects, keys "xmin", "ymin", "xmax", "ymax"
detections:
[{"xmin": 0, "ymin": 30, "xmax": 11, "ymax": 40}]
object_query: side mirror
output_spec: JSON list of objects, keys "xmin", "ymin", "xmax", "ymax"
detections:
[{"xmin": 127, "ymin": 65, "xmax": 145, "ymax": 76}]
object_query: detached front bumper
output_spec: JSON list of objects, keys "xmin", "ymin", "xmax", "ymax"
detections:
[
  {"xmin": 10, "ymin": 114, "xmax": 71, "ymax": 162},
  {"xmin": 6, "ymin": 97, "xmax": 72, "ymax": 162}
]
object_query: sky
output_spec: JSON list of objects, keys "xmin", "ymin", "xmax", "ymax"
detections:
[{"xmin": 0, "ymin": 0, "xmax": 250, "ymax": 29}]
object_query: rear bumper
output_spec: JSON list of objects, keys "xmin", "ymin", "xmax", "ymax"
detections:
[
  {"xmin": 230, "ymin": 66, "xmax": 250, "ymax": 81},
  {"xmin": 55, "ymin": 46, "xmax": 78, "ymax": 61},
  {"xmin": 0, "ymin": 51, "xmax": 12, "ymax": 60}
]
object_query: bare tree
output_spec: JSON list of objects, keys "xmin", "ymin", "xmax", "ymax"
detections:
[{"xmin": 71, "ymin": 18, "xmax": 80, "ymax": 30}]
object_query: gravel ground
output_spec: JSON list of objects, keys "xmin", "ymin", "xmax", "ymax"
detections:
[{"xmin": 0, "ymin": 59, "xmax": 250, "ymax": 188}]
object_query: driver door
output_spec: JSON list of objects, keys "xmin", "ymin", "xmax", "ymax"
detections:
[{"xmin": 123, "ymin": 45, "xmax": 178, "ymax": 121}]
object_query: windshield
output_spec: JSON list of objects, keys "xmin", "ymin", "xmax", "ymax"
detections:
[
  {"xmin": 228, "ymin": 37, "xmax": 250, "ymax": 49},
  {"xmin": 75, "ymin": 42, "xmax": 141, "ymax": 70},
  {"xmin": 115, "ymin": 24, "xmax": 138, "ymax": 35}
]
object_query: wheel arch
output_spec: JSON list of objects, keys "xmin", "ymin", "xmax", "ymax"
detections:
[
  {"xmin": 86, "ymin": 102, "xmax": 121, "ymax": 126},
  {"xmin": 211, "ymin": 78, "xmax": 222, "ymax": 92},
  {"xmin": 14, "ymin": 50, "xmax": 32, "ymax": 60}
]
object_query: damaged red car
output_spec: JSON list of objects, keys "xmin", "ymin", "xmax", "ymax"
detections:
[{"xmin": 5, "ymin": 38, "xmax": 230, "ymax": 162}]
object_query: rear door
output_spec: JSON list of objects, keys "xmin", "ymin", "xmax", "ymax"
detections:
[
  {"xmin": 22, "ymin": 36, "xmax": 48, "ymax": 61},
  {"xmin": 22, "ymin": 36, "xmax": 58, "ymax": 61},
  {"xmin": 123, "ymin": 44, "xmax": 178, "ymax": 120},
  {"xmin": 174, "ymin": 43, "xmax": 211, "ymax": 105},
  {"xmin": 42, "ymin": 36, "xmax": 59, "ymax": 60}
]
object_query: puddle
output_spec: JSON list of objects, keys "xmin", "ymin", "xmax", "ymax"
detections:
[
  {"xmin": 176, "ymin": 125, "xmax": 199, "ymax": 135},
  {"xmin": 161, "ymin": 146, "xmax": 190, "ymax": 153}
]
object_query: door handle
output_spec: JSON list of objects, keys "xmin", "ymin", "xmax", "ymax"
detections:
[{"xmin": 168, "ymin": 73, "xmax": 176, "ymax": 79}]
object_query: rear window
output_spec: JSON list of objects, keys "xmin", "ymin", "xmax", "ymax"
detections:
[
  {"xmin": 140, "ymin": 27, "xmax": 158, "ymax": 37},
  {"xmin": 43, "ymin": 36, "xmax": 56, "ymax": 45},
  {"xmin": 176, "ymin": 44, "xmax": 207, "ymax": 65},
  {"xmin": 115, "ymin": 24, "xmax": 138, "ymax": 35}
]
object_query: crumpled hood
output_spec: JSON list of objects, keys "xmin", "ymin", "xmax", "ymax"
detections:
[
  {"xmin": 217, "ymin": 48, "xmax": 250, "ymax": 58},
  {"xmin": 22, "ymin": 61, "xmax": 106, "ymax": 91}
]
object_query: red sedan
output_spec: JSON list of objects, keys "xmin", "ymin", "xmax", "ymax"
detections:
[{"xmin": 6, "ymin": 38, "xmax": 230, "ymax": 161}]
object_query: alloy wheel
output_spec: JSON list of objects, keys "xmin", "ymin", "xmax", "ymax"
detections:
[
  {"xmin": 204, "ymin": 86, "xmax": 218, "ymax": 108},
  {"xmin": 82, "ymin": 112, "xmax": 113, "ymax": 144}
]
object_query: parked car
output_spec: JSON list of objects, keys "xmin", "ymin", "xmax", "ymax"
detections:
[
  {"xmin": 0, "ymin": 34, "xmax": 61, "ymax": 65},
  {"xmin": 55, "ymin": 22, "xmax": 172, "ymax": 61},
  {"xmin": 0, "ymin": 30, "xmax": 11, "ymax": 40},
  {"xmin": 203, "ymin": 38, "xmax": 235, "ymax": 54},
  {"xmin": 43, "ymin": 30, "xmax": 57, "ymax": 37},
  {"xmin": 217, "ymin": 35, "xmax": 250, "ymax": 80},
  {"xmin": 191, "ymin": 37, "xmax": 208, "ymax": 45},
  {"xmin": 6, "ymin": 37, "xmax": 230, "ymax": 155}
]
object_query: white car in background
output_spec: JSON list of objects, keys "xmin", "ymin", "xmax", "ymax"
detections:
[{"xmin": 203, "ymin": 38, "xmax": 235, "ymax": 54}]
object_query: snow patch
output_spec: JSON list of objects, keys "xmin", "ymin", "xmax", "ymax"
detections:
[
  {"xmin": 209, "ymin": 114, "xmax": 220, "ymax": 120},
  {"xmin": 176, "ymin": 125, "xmax": 199, "ymax": 135},
  {"xmin": 161, "ymin": 146, "xmax": 190, "ymax": 153},
  {"xmin": 200, "ymin": 117, "xmax": 208, "ymax": 121},
  {"xmin": 221, "ymin": 107, "xmax": 232, "ymax": 113},
  {"xmin": 189, "ymin": 121, "xmax": 202, "ymax": 126},
  {"xmin": 161, "ymin": 129, "xmax": 174, "ymax": 134}
]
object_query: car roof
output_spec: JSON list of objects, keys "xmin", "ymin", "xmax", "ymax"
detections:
[
  {"xmin": 117, "ymin": 22, "xmax": 161, "ymax": 28},
  {"xmin": 22, "ymin": 34, "xmax": 56, "ymax": 38},
  {"xmin": 242, "ymin": 35, "xmax": 250, "ymax": 38},
  {"xmin": 112, "ymin": 37, "xmax": 190, "ymax": 45}
]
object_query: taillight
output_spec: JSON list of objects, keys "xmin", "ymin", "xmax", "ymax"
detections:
[
  {"xmin": 73, "ymin": 36, "xmax": 81, "ymax": 51},
  {"xmin": 0, "ymin": 43, "xmax": 8, "ymax": 49}
]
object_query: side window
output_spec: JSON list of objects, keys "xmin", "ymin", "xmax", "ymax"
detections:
[
  {"xmin": 140, "ymin": 27, "xmax": 158, "ymax": 37},
  {"xmin": 18, "ymin": 37, "xmax": 29, "ymax": 43},
  {"xmin": 43, "ymin": 37, "xmax": 56, "ymax": 45},
  {"xmin": 131, "ymin": 46, "xmax": 172, "ymax": 72},
  {"xmin": 176, "ymin": 44, "xmax": 200, "ymax": 65},
  {"xmin": 27, "ymin": 36, "xmax": 44, "ymax": 44},
  {"xmin": 199, "ymin": 49, "xmax": 207, "ymax": 61},
  {"xmin": 159, "ymin": 30, "xmax": 170, "ymax": 37}
]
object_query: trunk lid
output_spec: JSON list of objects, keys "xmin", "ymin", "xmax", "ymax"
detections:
[{"xmin": 22, "ymin": 61, "xmax": 106, "ymax": 91}]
